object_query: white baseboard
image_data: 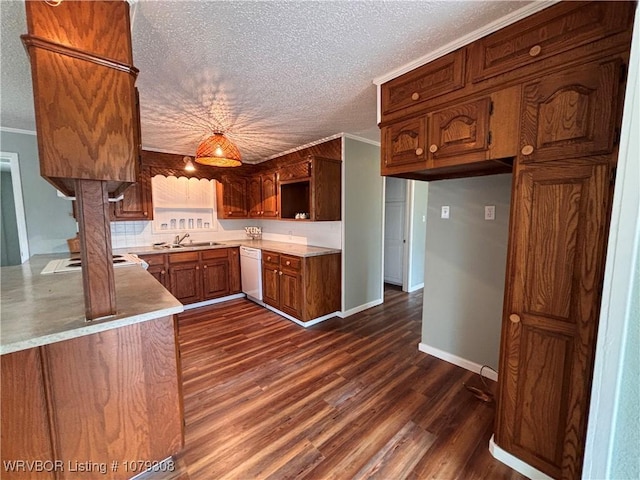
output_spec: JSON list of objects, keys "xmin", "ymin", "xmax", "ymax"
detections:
[
  {"xmin": 264, "ymin": 304, "xmax": 338, "ymax": 327},
  {"xmin": 418, "ymin": 343, "xmax": 498, "ymax": 381},
  {"xmin": 489, "ymin": 435, "xmax": 554, "ymax": 480},
  {"xmin": 406, "ymin": 282, "xmax": 424, "ymax": 293},
  {"xmin": 338, "ymin": 298, "xmax": 384, "ymax": 318},
  {"xmin": 182, "ymin": 293, "xmax": 245, "ymax": 310}
]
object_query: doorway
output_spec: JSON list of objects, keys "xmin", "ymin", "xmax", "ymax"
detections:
[
  {"xmin": 1, "ymin": 152, "xmax": 30, "ymax": 264},
  {"xmin": 384, "ymin": 177, "xmax": 408, "ymax": 287}
]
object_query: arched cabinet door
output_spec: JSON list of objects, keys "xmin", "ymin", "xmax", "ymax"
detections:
[
  {"xmin": 381, "ymin": 116, "xmax": 428, "ymax": 174},
  {"xmin": 428, "ymin": 96, "xmax": 492, "ymax": 163},
  {"xmin": 518, "ymin": 59, "xmax": 623, "ymax": 163}
]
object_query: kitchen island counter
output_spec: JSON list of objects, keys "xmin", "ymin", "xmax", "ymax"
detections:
[{"xmin": 0, "ymin": 254, "xmax": 183, "ymax": 355}]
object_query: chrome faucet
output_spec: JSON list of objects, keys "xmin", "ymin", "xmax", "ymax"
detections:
[{"xmin": 175, "ymin": 233, "xmax": 190, "ymax": 245}]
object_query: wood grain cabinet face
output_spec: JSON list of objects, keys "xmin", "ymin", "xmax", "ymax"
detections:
[
  {"xmin": 216, "ymin": 176, "xmax": 248, "ymax": 219},
  {"xmin": 139, "ymin": 253, "xmax": 168, "ymax": 288},
  {"xmin": 496, "ymin": 161, "xmax": 611, "ymax": 479},
  {"xmin": 111, "ymin": 166, "xmax": 153, "ymax": 221},
  {"xmin": 248, "ymin": 172, "xmax": 278, "ymax": 218},
  {"xmin": 22, "ymin": 1, "xmax": 139, "ymax": 196},
  {"xmin": 519, "ymin": 59, "xmax": 622, "ymax": 163},
  {"xmin": 428, "ymin": 97, "xmax": 491, "ymax": 165},
  {"xmin": 1, "ymin": 349, "xmax": 54, "ymax": 480},
  {"xmin": 381, "ymin": 117, "xmax": 428, "ymax": 174},
  {"xmin": 382, "ymin": 49, "xmax": 465, "ymax": 118},
  {"xmin": 468, "ymin": 1, "xmax": 634, "ymax": 83}
]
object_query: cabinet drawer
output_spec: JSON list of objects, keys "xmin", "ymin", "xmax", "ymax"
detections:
[
  {"xmin": 168, "ymin": 251, "xmax": 199, "ymax": 264},
  {"xmin": 201, "ymin": 248, "xmax": 228, "ymax": 260},
  {"xmin": 279, "ymin": 161, "xmax": 311, "ymax": 181},
  {"xmin": 139, "ymin": 253, "xmax": 165, "ymax": 266},
  {"xmin": 382, "ymin": 49, "xmax": 465, "ymax": 118},
  {"xmin": 280, "ymin": 255, "xmax": 302, "ymax": 272},
  {"xmin": 468, "ymin": 1, "xmax": 634, "ymax": 83},
  {"xmin": 262, "ymin": 251, "xmax": 280, "ymax": 265}
]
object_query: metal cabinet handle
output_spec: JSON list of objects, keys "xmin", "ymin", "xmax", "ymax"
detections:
[
  {"xmin": 509, "ymin": 314, "xmax": 521, "ymax": 324},
  {"xmin": 521, "ymin": 145, "xmax": 534, "ymax": 156},
  {"xmin": 429, "ymin": 144, "xmax": 438, "ymax": 153},
  {"xmin": 529, "ymin": 45, "xmax": 541, "ymax": 57}
]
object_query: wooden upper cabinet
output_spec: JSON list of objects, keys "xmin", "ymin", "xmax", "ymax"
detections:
[
  {"xmin": 519, "ymin": 59, "xmax": 623, "ymax": 163},
  {"xmin": 216, "ymin": 176, "xmax": 248, "ymax": 219},
  {"xmin": 468, "ymin": 1, "xmax": 634, "ymax": 83},
  {"xmin": 279, "ymin": 161, "xmax": 311, "ymax": 182},
  {"xmin": 428, "ymin": 97, "xmax": 491, "ymax": 164},
  {"xmin": 248, "ymin": 172, "xmax": 278, "ymax": 218},
  {"xmin": 22, "ymin": 0, "xmax": 139, "ymax": 197},
  {"xmin": 496, "ymin": 161, "xmax": 611, "ymax": 479},
  {"xmin": 382, "ymin": 87, "xmax": 520, "ymax": 176},
  {"xmin": 382, "ymin": 49, "xmax": 465, "ymax": 119},
  {"xmin": 381, "ymin": 117, "xmax": 428, "ymax": 174},
  {"xmin": 111, "ymin": 166, "xmax": 153, "ymax": 221},
  {"xmin": 247, "ymin": 176, "xmax": 262, "ymax": 217},
  {"xmin": 261, "ymin": 172, "xmax": 278, "ymax": 218}
]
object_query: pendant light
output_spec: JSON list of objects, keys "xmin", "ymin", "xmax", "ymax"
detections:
[{"xmin": 195, "ymin": 132, "xmax": 242, "ymax": 167}]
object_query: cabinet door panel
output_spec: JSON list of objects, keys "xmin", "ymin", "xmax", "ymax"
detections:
[
  {"xmin": 262, "ymin": 263, "xmax": 280, "ymax": 308},
  {"xmin": 429, "ymin": 97, "xmax": 491, "ymax": 163},
  {"xmin": 261, "ymin": 173, "xmax": 278, "ymax": 218},
  {"xmin": 381, "ymin": 117, "xmax": 427, "ymax": 173},
  {"xmin": 1, "ymin": 349, "xmax": 54, "ymax": 480},
  {"xmin": 111, "ymin": 167, "xmax": 153, "ymax": 221},
  {"xmin": 247, "ymin": 176, "xmax": 262, "ymax": 217},
  {"xmin": 496, "ymin": 161, "xmax": 610, "ymax": 479},
  {"xmin": 519, "ymin": 60, "xmax": 621, "ymax": 163},
  {"xmin": 280, "ymin": 271, "xmax": 302, "ymax": 319},
  {"xmin": 228, "ymin": 248, "xmax": 241, "ymax": 294},
  {"xmin": 169, "ymin": 263, "xmax": 201, "ymax": 304},
  {"xmin": 202, "ymin": 260, "xmax": 230, "ymax": 299},
  {"xmin": 469, "ymin": 1, "xmax": 634, "ymax": 82},
  {"xmin": 217, "ymin": 176, "xmax": 247, "ymax": 219}
]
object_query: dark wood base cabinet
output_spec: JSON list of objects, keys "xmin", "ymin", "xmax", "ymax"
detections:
[
  {"xmin": 378, "ymin": 2, "xmax": 635, "ymax": 479},
  {"xmin": 262, "ymin": 251, "xmax": 341, "ymax": 322},
  {"xmin": 140, "ymin": 247, "xmax": 241, "ymax": 305},
  {"xmin": 0, "ymin": 317, "xmax": 183, "ymax": 480}
]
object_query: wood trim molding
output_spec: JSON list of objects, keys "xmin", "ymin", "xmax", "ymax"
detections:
[
  {"xmin": 418, "ymin": 342, "xmax": 499, "ymax": 382},
  {"xmin": 21, "ymin": 35, "xmax": 139, "ymax": 78}
]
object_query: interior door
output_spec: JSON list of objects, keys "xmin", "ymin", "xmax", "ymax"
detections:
[{"xmin": 384, "ymin": 177, "xmax": 406, "ymax": 286}]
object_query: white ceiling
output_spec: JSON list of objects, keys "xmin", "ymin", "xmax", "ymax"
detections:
[{"xmin": 1, "ymin": 0, "xmax": 536, "ymax": 163}]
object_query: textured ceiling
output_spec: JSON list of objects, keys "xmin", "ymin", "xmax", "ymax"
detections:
[{"xmin": 1, "ymin": 0, "xmax": 535, "ymax": 163}]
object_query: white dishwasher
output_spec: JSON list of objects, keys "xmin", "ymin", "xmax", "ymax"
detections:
[{"xmin": 240, "ymin": 246, "xmax": 263, "ymax": 304}]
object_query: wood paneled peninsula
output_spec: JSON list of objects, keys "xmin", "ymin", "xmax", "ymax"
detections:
[{"xmin": 1, "ymin": 256, "xmax": 184, "ymax": 480}]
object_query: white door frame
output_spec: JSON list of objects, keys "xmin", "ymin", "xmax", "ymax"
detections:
[
  {"xmin": 382, "ymin": 177, "xmax": 413, "ymax": 292},
  {"xmin": 1, "ymin": 152, "xmax": 30, "ymax": 263}
]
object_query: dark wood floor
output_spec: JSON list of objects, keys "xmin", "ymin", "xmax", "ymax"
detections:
[{"xmin": 169, "ymin": 286, "xmax": 526, "ymax": 480}]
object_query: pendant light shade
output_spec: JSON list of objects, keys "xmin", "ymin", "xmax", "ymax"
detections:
[{"xmin": 195, "ymin": 132, "xmax": 242, "ymax": 167}]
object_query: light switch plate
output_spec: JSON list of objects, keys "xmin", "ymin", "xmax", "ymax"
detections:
[
  {"xmin": 485, "ymin": 205, "xmax": 496, "ymax": 220},
  {"xmin": 441, "ymin": 206, "xmax": 450, "ymax": 219}
]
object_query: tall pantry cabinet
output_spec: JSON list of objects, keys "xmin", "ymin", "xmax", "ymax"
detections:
[{"xmin": 377, "ymin": 2, "xmax": 636, "ymax": 479}]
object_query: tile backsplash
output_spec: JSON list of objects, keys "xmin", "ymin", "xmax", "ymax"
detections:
[{"xmin": 110, "ymin": 219, "xmax": 342, "ymax": 250}]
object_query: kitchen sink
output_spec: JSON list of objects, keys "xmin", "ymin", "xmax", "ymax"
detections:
[
  {"xmin": 187, "ymin": 241, "xmax": 222, "ymax": 247},
  {"xmin": 163, "ymin": 244, "xmax": 185, "ymax": 249}
]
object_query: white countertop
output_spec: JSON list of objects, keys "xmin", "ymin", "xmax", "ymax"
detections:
[
  {"xmin": 120, "ymin": 239, "xmax": 341, "ymax": 258},
  {"xmin": 0, "ymin": 254, "xmax": 183, "ymax": 355}
]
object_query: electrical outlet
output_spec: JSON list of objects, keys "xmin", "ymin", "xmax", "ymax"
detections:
[
  {"xmin": 288, "ymin": 230, "xmax": 293, "ymax": 240},
  {"xmin": 485, "ymin": 205, "xmax": 496, "ymax": 220},
  {"xmin": 441, "ymin": 206, "xmax": 450, "ymax": 219}
]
